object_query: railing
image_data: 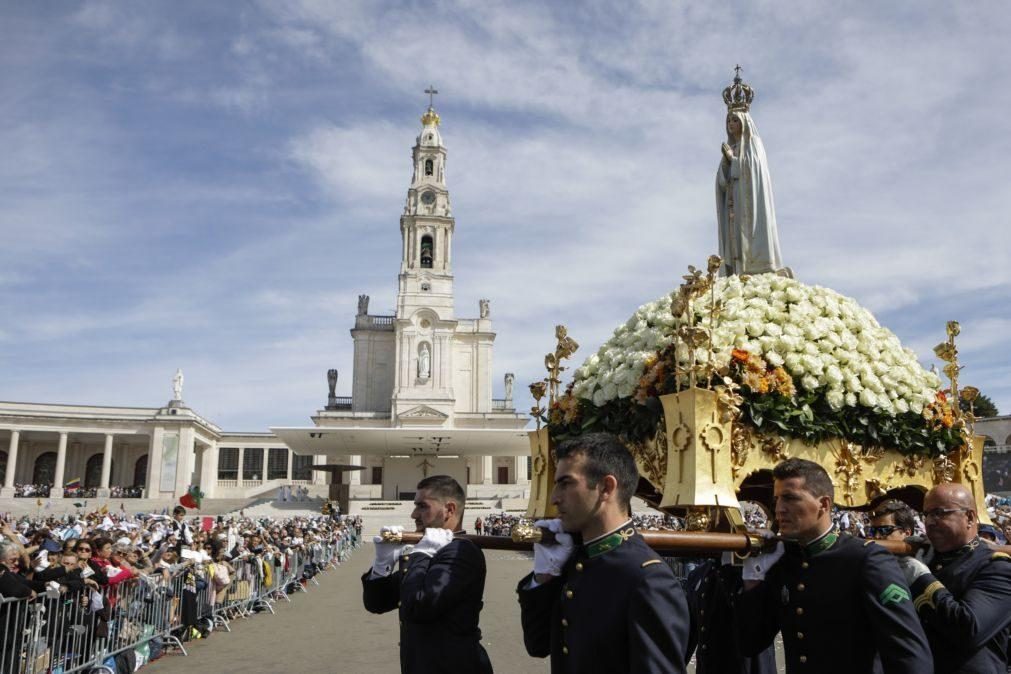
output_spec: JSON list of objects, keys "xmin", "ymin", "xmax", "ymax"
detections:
[
  {"xmin": 326, "ymin": 396, "xmax": 353, "ymax": 410},
  {"xmin": 0, "ymin": 529, "xmax": 358, "ymax": 674},
  {"xmin": 492, "ymin": 398, "xmax": 513, "ymax": 411},
  {"xmin": 355, "ymin": 314, "xmax": 395, "ymax": 331}
]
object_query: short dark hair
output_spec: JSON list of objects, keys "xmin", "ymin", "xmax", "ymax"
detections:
[
  {"xmin": 772, "ymin": 458, "xmax": 834, "ymax": 501},
  {"xmin": 555, "ymin": 433, "xmax": 639, "ymax": 514},
  {"xmin": 872, "ymin": 499, "xmax": 917, "ymax": 533},
  {"xmin": 172, "ymin": 506, "xmax": 186, "ymax": 516},
  {"xmin": 416, "ymin": 475, "xmax": 465, "ymax": 509}
]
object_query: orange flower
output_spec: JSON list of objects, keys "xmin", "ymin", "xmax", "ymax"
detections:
[{"xmin": 732, "ymin": 348, "xmax": 750, "ymax": 363}]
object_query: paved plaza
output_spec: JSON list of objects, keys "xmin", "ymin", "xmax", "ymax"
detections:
[{"xmin": 149, "ymin": 548, "xmax": 784, "ymax": 674}]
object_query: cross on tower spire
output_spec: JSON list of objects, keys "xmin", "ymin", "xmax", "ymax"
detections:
[{"xmin": 425, "ymin": 85, "xmax": 438, "ymax": 108}]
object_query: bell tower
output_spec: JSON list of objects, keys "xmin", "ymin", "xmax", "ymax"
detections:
[{"xmin": 397, "ymin": 86, "xmax": 455, "ymax": 321}]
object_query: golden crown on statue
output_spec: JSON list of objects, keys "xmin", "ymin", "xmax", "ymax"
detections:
[{"xmin": 722, "ymin": 65, "xmax": 754, "ymax": 113}]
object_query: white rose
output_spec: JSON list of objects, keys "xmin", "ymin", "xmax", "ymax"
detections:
[
  {"xmin": 826, "ymin": 389, "xmax": 845, "ymax": 410},
  {"xmin": 859, "ymin": 389, "xmax": 878, "ymax": 407}
]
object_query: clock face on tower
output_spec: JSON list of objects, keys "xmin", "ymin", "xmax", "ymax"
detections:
[{"xmin": 420, "ymin": 190, "xmax": 436, "ymax": 205}]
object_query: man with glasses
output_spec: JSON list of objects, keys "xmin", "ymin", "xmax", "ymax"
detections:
[
  {"xmin": 896, "ymin": 483, "xmax": 1011, "ymax": 672},
  {"xmin": 869, "ymin": 499, "xmax": 918, "ymax": 541}
]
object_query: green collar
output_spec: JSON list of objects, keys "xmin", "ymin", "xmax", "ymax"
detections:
[
  {"xmin": 803, "ymin": 530, "xmax": 839, "ymax": 557},
  {"xmin": 585, "ymin": 526, "xmax": 635, "ymax": 559}
]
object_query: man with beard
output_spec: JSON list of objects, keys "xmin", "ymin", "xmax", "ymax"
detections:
[
  {"xmin": 361, "ymin": 475, "xmax": 491, "ymax": 673},
  {"xmin": 897, "ymin": 483, "xmax": 1011, "ymax": 672}
]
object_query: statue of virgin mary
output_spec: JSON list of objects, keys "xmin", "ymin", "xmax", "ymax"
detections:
[{"xmin": 716, "ymin": 69, "xmax": 789, "ymax": 277}]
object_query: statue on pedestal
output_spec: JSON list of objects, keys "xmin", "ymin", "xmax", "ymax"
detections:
[
  {"xmin": 357, "ymin": 294, "xmax": 370, "ymax": 316},
  {"xmin": 716, "ymin": 66, "xmax": 789, "ymax": 277},
  {"xmin": 504, "ymin": 372, "xmax": 515, "ymax": 402},
  {"xmin": 172, "ymin": 369, "xmax": 184, "ymax": 401},
  {"xmin": 479, "ymin": 299, "xmax": 490, "ymax": 318},
  {"xmin": 326, "ymin": 369, "xmax": 338, "ymax": 409},
  {"xmin": 418, "ymin": 343, "xmax": 431, "ymax": 380}
]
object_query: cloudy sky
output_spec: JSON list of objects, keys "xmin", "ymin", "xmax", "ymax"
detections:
[{"xmin": 2, "ymin": 1, "xmax": 1008, "ymax": 431}]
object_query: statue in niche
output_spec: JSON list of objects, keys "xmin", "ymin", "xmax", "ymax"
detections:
[
  {"xmin": 716, "ymin": 66, "xmax": 790, "ymax": 277},
  {"xmin": 357, "ymin": 295, "xmax": 370, "ymax": 316},
  {"xmin": 418, "ymin": 343, "xmax": 431, "ymax": 380},
  {"xmin": 479, "ymin": 299, "xmax": 490, "ymax": 318},
  {"xmin": 504, "ymin": 373, "xmax": 515, "ymax": 401},
  {"xmin": 172, "ymin": 369, "xmax": 184, "ymax": 401},
  {"xmin": 326, "ymin": 369, "xmax": 339, "ymax": 409}
]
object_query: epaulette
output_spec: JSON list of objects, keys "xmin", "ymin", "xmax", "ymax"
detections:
[
  {"xmin": 641, "ymin": 559, "xmax": 662, "ymax": 568},
  {"xmin": 992, "ymin": 552, "xmax": 1011, "ymax": 562}
]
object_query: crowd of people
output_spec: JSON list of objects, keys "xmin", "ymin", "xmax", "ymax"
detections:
[
  {"xmin": 10, "ymin": 484, "xmax": 145, "ymax": 499},
  {"xmin": 0, "ymin": 507, "xmax": 361, "ymax": 673},
  {"xmin": 985, "ymin": 453, "xmax": 1011, "ymax": 492}
]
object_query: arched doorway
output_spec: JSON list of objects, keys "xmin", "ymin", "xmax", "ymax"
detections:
[
  {"xmin": 33, "ymin": 452, "xmax": 56, "ymax": 485},
  {"xmin": 85, "ymin": 454, "xmax": 103, "ymax": 488},
  {"xmin": 134, "ymin": 455, "xmax": 148, "ymax": 488}
]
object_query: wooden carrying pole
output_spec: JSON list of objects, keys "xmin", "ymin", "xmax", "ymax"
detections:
[{"xmin": 384, "ymin": 529, "xmax": 1011, "ymax": 557}]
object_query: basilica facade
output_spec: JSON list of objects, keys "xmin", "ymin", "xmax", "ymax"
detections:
[{"xmin": 0, "ymin": 100, "xmax": 531, "ymax": 505}]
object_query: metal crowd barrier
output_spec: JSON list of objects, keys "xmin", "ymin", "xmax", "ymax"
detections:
[{"xmin": 0, "ymin": 532, "xmax": 355, "ymax": 674}]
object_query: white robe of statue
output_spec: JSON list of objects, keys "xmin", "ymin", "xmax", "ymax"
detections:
[{"xmin": 716, "ymin": 111, "xmax": 786, "ymax": 276}]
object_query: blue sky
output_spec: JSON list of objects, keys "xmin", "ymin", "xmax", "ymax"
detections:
[{"xmin": 1, "ymin": 1, "xmax": 1008, "ymax": 430}]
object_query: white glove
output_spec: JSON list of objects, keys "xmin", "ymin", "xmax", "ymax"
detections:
[
  {"xmin": 370, "ymin": 526, "xmax": 413, "ymax": 577},
  {"xmin": 412, "ymin": 528, "xmax": 454, "ymax": 557},
  {"xmin": 532, "ymin": 518, "xmax": 575, "ymax": 577},
  {"xmin": 742, "ymin": 541, "xmax": 785, "ymax": 581},
  {"xmin": 897, "ymin": 544, "xmax": 934, "ymax": 586}
]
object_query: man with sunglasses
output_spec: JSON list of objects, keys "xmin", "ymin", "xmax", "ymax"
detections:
[
  {"xmin": 869, "ymin": 499, "xmax": 918, "ymax": 542},
  {"xmin": 897, "ymin": 483, "xmax": 1011, "ymax": 672}
]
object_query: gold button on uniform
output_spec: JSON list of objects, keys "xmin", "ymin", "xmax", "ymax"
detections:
[
  {"xmin": 799, "ymin": 655, "xmax": 807, "ymax": 663},
  {"xmin": 565, "ymin": 590, "xmax": 574, "ymax": 599},
  {"xmin": 561, "ymin": 618, "xmax": 568, "ymax": 627},
  {"xmin": 796, "ymin": 607, "xmax": 804, "ymax": 615},
  {"xmin": 562, "ymin": 646, "xmax": 569, "ymax": 655},
  {"xmin": 797, "ymin": 632, "xmax": 804, "ymax": 639},
  {"xmin": 797, "ymin": 583, "xmax": 805, "ymax": 591},
  {"xmin": 575, "ymin": 562, "xmax": 584, "ymax": 572},
  {"xmin": 801, "ymin": 562, "xmax": 809, "ymax": 569}
]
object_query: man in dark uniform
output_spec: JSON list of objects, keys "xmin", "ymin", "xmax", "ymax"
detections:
[
  {"xmin": 685, "ymin": 556, "xmax": 776, "ymax": 673},
  {"xmin": 734, "ymin": 458, "xmax": 933, "ymax": 672},
  {"xmin": 516, "ymin": 433, "xmax": 690, "ymax": 673},
  {"xmin": 897, "ymin": 483, "xmax": 1011, "ymax": 673},
  {"xmin": 361, "ymin": 475, "xmax": 492, "ymax": 674}
]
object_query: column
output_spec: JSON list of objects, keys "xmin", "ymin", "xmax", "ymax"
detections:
[
  {"xmin": 482, "ymin": 455, "xmax": 493, "ymax": 485},
  {"xmin": 174, "ymin": 426, "xmax": 195, "ymax": 498},
  {"xmin": 237, "ymin": 447, "xmax": 245, "ymax": 483},
  {"xmin": 349, "ymin": 454, "xmax": 361, "ymax": 485},
  {"xmin": 98, "ymin": 433, "xmax": 113, "ymax": 496},
  {"xmin": 199, "ymin": 443, "xmax": 219, "ymax": 498},
  {"xmin": 1, "ymin": 430, "xmax": 20, "ymax": 496},
  {"xmin": 261, "ymin": 448, "xmax": 269, "ymax": 484},
  {"xmin": 146, "ymin": 428, "xmax": 164, "ymax": 496},
  {"xmin": 514, "ymin": 455, "xmax": 529, "ymax": 485},
  {"xmin": 52, "ymin": 432, "xmax": 68, "ymax": 498},
  {"xmin": 286, "ymin": 449, "xmax": 293, "ymax": 481}
]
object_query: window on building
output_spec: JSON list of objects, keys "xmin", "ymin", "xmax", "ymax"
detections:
[
  {"xmin": 218, "ymin": 448, "xmax": 239, "ymax": 480},
  {"xmin": 420, "ymin": 235, "xmax": 433, "ymax": 268},
  {"xmin": 268, "ymin": 448, "xmax": 288, "ymax": 480},
  {"xmin": 424, "ymin": 158, "xmax": 433, "ymax": 176},
  {"xmin": 497, "ymin": 466, "xmax": 509, "ymax": 484},
  {"xmin": 371, "ymin": 466, "xmax": 383, "ymax": 484},
  {"xmin": 292, "ymin": 454, "xmax": 314, "ymax": 481},
  {"xmin": 242, "ymin": 448, "xmax": 264, "ymax": 480}
]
